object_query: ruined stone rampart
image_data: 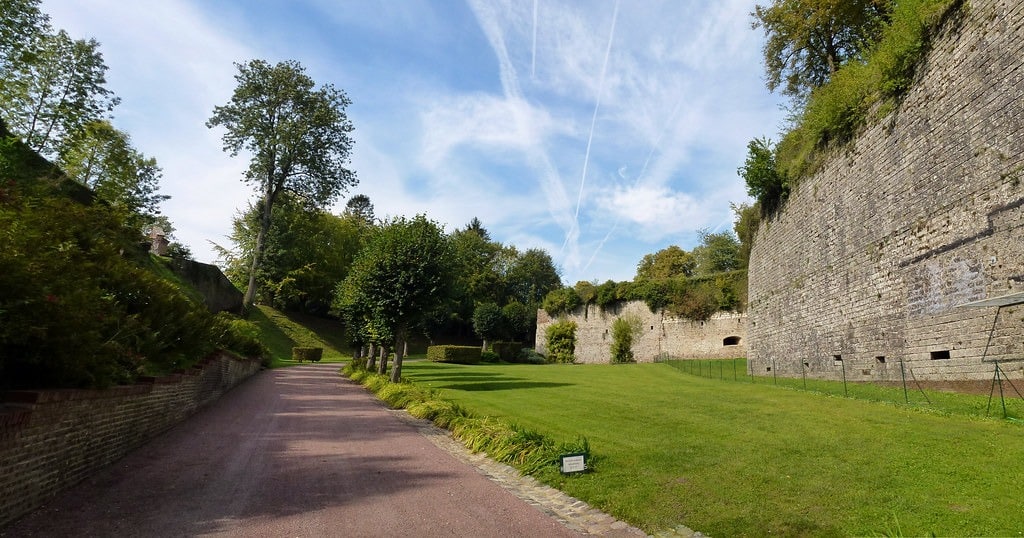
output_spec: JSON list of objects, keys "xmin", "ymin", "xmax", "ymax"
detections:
[
  {"xmin": 748, "ymin": 0, "xmax": 1024, "ymax": 382},
  {"xmin": 536, "ymin": 301, "xmax": 746, "ymax": 363}
]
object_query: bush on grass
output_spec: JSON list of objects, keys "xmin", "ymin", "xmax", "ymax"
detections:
[
  {"xmin": 545, "ymin": 319, "xmax": 577, "ymax": 364},
  {"xmin": 426, "ymin": 345, "xmax": 481, "ymax": 364}
]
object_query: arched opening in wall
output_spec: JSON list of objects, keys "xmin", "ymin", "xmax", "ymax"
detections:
[{"xmin": 723, "ymin": 336, "xmax": 741, "ymax": 346}]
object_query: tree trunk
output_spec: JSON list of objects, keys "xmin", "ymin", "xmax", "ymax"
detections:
[
  {"xmin": 244, "ymin": 178, "xmax": 279, "ymax": 307},
  {"xmin": 391, "ymin": 337, "xmax": 406, "ymax": 383},
  {"xmin": 482, "ymin": 339, "xmax": 488, "ymax": 352},
  {"xmin": 377, "ymin": 346, "xmax": 388, "ymax": 376},
  {"xmin": 366, "ymin": 343, "xmax": 377, "ymax": 370}
]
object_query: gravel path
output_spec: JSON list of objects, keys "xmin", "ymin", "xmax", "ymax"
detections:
[{"xmin": 2, "ymin": 364, "xmax": 663, "ymax": 537}]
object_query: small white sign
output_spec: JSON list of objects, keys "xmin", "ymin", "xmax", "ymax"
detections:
[{"xmin": 560, "ymin": 454, "xmax": 586, "ymax": 473}]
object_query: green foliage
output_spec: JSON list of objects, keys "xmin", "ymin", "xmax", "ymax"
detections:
[
  {"xmin": 517, "ymin": 348, "xmax": 548, "ymax": 364},
  {"xmin": 573, "ymin": 280, "xmax": 597, "ymax": 304},
  {"xmin": 207, "ymin": 58, "xmax": 356, "ymax": 305},
  {"xmin": 209, "ymin": 312, "xmax": 266, "ymax": 359},
  {"xmin": 0, "ymin": 167, "xmax": 224, "ymax": 388},
  {"xmin": 692, "ymin": 229, "xmax": 741, "ymax": 276},
  {"xmin": 291, "ymin": 346, "xmax": 323, "ymax": 362},
  {"xmin": 541, "ymin": 286, "xmax": 581, "ymax": 316},
  {"xmin": 334, "ymin": 215, "xmax": 454, "ymax": 378},
  {"xmin": 752, "ymin": 0, "xmax": 892, "ymax": 101},
  {"xmin": 219, "ymin": 194, "xmax": 368, "ymax": 314},
  {"xmin": 594, "ymin": 280, "xmax": 619, "ymax": 309},
  {"xmin": 245, "ymin": 305, "xmax": 348, "ymax": 367},
  {"xmin": 610, "ymin": 315, "xmax": 642, "ymax": 364},
  {"xmin": 772, "ymin": 0, "xmax": 961, "ymax": 182},
  {"xmin": 635, "ymin": 245, "xmax": 696, "ymax": 281},
  {"xmin": 545, "ymin": 319, "xmax": 577, "ymax": 364},
  {"xmin": 0, "ymin": 24, "xmax": 119, "ymax": 158},
  {"xmin": 426, "ymin": 345, "xmax": 482, "ymax": 364},
  {"xmin": 738, "ymin": 137, "xmax": 788, "ymax": 215},
  {"xmin": 480, "ymin": 350, "xmax": 500, "ymax": 363},
  {"xmin": 492, "ymin": 341, "xmax": 524, "ymax": 362},
  {"xmin": 58, "ymin": 120, "xmax": 167, "ymax": 230},
  {"xmin": 471, "ymin": 301, "xmax": 504, "ymax": 345},
  {"xmin": 731, "ymin": 202, "xmax": 760, "ymax": 269},
  {"xmin": 500, "ymin": 301, "xmax": 534, "ymax": 343}
]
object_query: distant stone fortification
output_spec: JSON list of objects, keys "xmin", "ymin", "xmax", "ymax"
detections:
[
  {"xmin": 536, "ymin": 301, "xmax": 746, "ymax": 363},
  {"xmin": 748, "ymin": 0, "xmax": 1024, "ymax": 381}
]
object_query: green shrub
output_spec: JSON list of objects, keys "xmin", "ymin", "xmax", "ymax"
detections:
[
  {"xmin": 545, "ymin": 319, "xmax": 577, "ymax": 364},
  {"xmin": 492, "ymin": 341, "xmax": 523, "ymax": 362},
  {"xmin": 610, "ymin": 315, "xmax": 642, "ymax": 363},
  {"xmin": 480, "ymin": 350, "xmax": 500, "ymax": 362},
  {"xmin": 211, "ymin": 313, "xmax": 266, "ymax": 359},
  {"xmin": 541, "ymin": 286, "xmax": 581, "ymax": 316},
  {"xmin": 426, "ymin": 345, "xmax": 481, "ymax": 364},
  {"xmin": 517, "ymin": 348, "xmax": 548, "ymax": 364},
  {"xmin": 292, "ymin": 346, "xmax": 323, "ymax": 362}
]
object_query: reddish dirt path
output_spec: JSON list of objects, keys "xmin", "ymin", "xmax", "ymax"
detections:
[{"xmin": 3, "ymin": 364, "xmax": 581, "ymax": 537}]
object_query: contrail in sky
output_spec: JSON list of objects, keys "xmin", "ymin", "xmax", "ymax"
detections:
[
  {"xmin": 581, "ymin": 91, "xmax": 688, "ymax": 275},
  {"xmin": 561, "ymin": 0, "xmax": 620, "ymax": 254}
]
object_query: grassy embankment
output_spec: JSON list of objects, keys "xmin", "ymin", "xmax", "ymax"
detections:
[
  {"xmin": 398, "ymin": 360, "xmax": 1024, "ymax": 537},
  {"xmin": 248, "ymin": 305, "xmax": 350, "ymax": 367}
]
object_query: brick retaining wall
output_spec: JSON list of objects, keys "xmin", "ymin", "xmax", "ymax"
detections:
[{"xmin": 0, "ymin": 352, "xmax": 261, "ymax": 528}]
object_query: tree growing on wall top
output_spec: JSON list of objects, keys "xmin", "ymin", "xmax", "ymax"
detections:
[
  {"xmin": 752, "ymin": 0, "xmax": 892, "ymax": 102},
  {"xmin": 207, "ymin": 59, "xmax": 356, "ymax": 307}
]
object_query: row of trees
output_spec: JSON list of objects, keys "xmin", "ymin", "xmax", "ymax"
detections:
[{"xmin": 543, "ymin": 211, "xmax": 754, "ymax": 321}]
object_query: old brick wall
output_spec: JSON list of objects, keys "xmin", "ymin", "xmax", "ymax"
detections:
[
  {"xmin": 0, "ymin": 352, "xmax": 261, "ymax": 528},
  {"xmin": 748, "ymin": 0, "xmax": 1024, "ymax": 382},
  {"xmin": 535, "ymin": 301, "xmax": 746, "ymax": 363}
]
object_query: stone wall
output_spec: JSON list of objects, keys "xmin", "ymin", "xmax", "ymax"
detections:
[
  {"xmin": 536, "ymin": 301, "xmax": 746, "ymax": 363},
  {"xmin": 0, "ymin": 352, "xmax": 261, "ymax": 528},
  {"xmin": 748, "ymin": 0, "xmax": 1024, "ymax": 382}
]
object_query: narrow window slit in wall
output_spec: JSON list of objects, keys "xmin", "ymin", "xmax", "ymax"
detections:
[
  {"xmin": 876, "ymin": 356, "xmax": 886, "ymax": 364},
  {"xmin": 833, "ymin": 355, "xmax": 843, "ymax": 366},
  {"xmin": 930, "ymin": 350, "xmax": 951, "ymax": 360}
]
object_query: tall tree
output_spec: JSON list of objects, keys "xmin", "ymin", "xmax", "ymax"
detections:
[
  {"xmin": 753, "ymin": 0, "xmax": 892, "ymax": 101},
  {"xmin": 343, "ymin": 193, "xmax": 374, "ymax": 224},
  {"xmin": 59, "ymin": 120, "xmax": 167, "ymax": 229},
  {"xmin": 207, "ymin": 59, "xmax": 356, "ymax": 307},
  {"xmin": 505, "ymin": 248, "xmax": 561, "ymax": 306},
  {"xmin": 0, "ymin": 27, "xmax": 119, "ymax": 158},
  {"xmin": 333, "ymin": 215, "xmax": 454, "ymax": 382},
  {"xmin": 731, "ymin": 202, "xmax": 761, "ymax": 270},
  {"xmin": 0, "ymin": 0, "xmax": 49, "ymax": 75}
]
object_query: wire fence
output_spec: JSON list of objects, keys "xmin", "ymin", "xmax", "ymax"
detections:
[{"xmin": 659, "ymin": 358, "xmax": 1024, "ymax": 422}]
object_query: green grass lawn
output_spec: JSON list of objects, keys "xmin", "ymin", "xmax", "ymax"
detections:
[
  {"xmin": 399, "ymin": 360, "xmax": 1024, "ymax": 536},
  {"xmin": 248, "ymin": 305, "xmax": 351, "ymax": 367}
]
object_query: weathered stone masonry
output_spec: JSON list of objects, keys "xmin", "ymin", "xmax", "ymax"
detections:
[
  {"xmin": 748, "ymin": 0, "xmax": 1024, "ymax": 381},
  {"xmin": 0, "ymin": 352, "xmax": 261, "ymax": 528},
  {"xmin": 536, "ymin": 300, "xmax": 747, "ymax": 363}
]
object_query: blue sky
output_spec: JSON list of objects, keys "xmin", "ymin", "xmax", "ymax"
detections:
[{"xmin": 42, "ymin": 0, "xmax": 785, "ymax": 284}]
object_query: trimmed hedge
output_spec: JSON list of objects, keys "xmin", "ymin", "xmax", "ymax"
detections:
[
  {"xmin": 426, "ymin": 345, "xmax": 481, "ymax": 364},
  {"xmin": 491, "ymin": 341, "xmax": 523, "ymax": 362},
  {"xmin": 292, "ymin": 347, "xmax": 323, "ymax": 362}
]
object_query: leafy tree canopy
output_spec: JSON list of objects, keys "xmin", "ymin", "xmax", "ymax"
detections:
[
  {"xmin": 207, "ymin": 59, "xmax": 356, "ymax": 306},
  {"xmin": 692, "ymin": 229, "xmax": 742, "ymax": 276},
  {"xmin": 753, "ymin": 0, "xmax": 892, "ymax": 101},
  {"xmin": 635, "ymin": 245, "xmax": 696, "ymax": 281}
]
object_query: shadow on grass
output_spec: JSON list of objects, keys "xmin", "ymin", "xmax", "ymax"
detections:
[{"xmin": 437, "ymin": 381, "xmax": 574, "ymax": 391}]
